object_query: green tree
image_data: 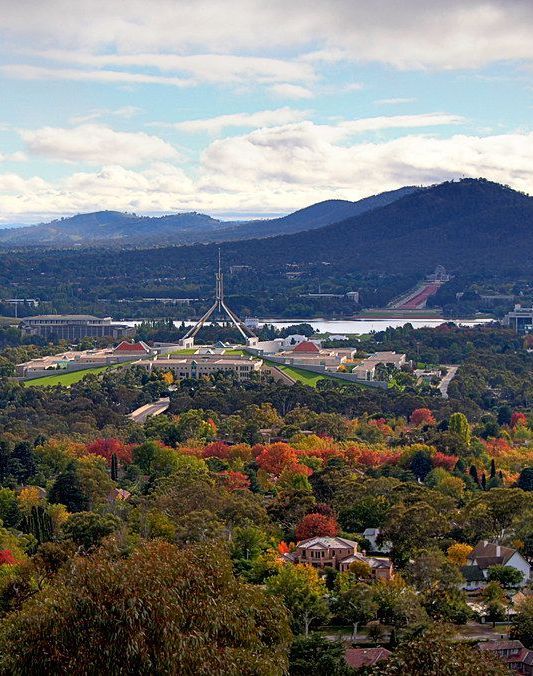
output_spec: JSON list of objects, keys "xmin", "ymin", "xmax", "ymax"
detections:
[
  {"xmin": 482, "ymin": 581, "xmax": 507, "ymax": 627},
  {"xmin": 48, "ymin": 464, "xmax": 90, "ymax": 513},
  {"xmin": 0, "ymin": 541, "xmax": 292, "ymax": 674},
  {"xmin": 510, "ymin": 596, "xmax": 533, "ymax": 648},
  {"xmin": 289, "ymin": 634, "xmax": 349, "ymax": 676},
  {"xmin": 448, "ymin": 413, "xmax": 471, "ymax": 447},
  {"xmin": 62, "ymin": 512, "xmax": 121, "ymax": 551},
  {"xmin": 488, "ymin": 565, "xmax": 524, "ymax": 588},
  {"xmin": 334, "ymin": 581, "xmax": 377, "ymax": 639},
  {"xmin": 267, "ymin": 564, "xmax": 329, "ymax": 636},
  {"xmin": 372, "ymin": 577, "xmax": 426, "ymax": 629}
]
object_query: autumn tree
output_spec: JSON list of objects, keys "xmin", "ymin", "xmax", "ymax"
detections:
[
  {"xmin": 0, "ymin": 541, "xmax": 292, "ymax": 674},
  {"xmin": 410, "ymin": 408, "xmax": 436, "ymax": 426},
  {"xmin": 447, "ymin": 543, "xmax": 473, "ymax": 567},
  {"xmin": 510, "ymin": 595, "xmax": 533, "ymax": 648},
  {"xmin": 295, "ymin": 513, "xmax": 339, "ymax": 541}
]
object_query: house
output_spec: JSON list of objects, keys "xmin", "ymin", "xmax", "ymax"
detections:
[
  {"xmin": 107, "ymin": 488, "xmax": 131, "ymax": 503},
  {"xmin": 290, "ymin": 536, "xmax": 394, "ymax": 580},
  {"xmin": 345, "ymin": 647, "xmax": 392, "ymax": 670},
  {"xmin": 477, "ymin": 640, "xmax": 533, "ymax": 675},
  {"xmin": 462, "ymin": 541, "xmax": 531, "ymax": 590},
  {"xmin": 363, "ymin": 528, "xmax": 391, "ymax": 554}
]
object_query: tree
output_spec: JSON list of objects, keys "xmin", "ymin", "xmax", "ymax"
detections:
[
  {"xmin": 295, "ymin": 513, "xmax": 339, "ymax": 541},
  {"xmin": 447, "ymin": 543, "xmax": 473, "ymax": 567},
  {"xmin": 410, "ymin": 408, "xmax": 436, "ymax": 426},
  {"xmin": 497, "ymin": 405, "xmax": 512, "ymax": 426},
  {"xmin": 334, "ymin": 581, "xmax": 377, "ymax": 639},
  {"xmin": 289, "ymin": 633, "xmax": 349, "ymax": 676},
  {"xmin": 511, "ymin": 412, "xmax": 528, "ymax": 428},
  {"xmin": 377, "ymin": 624, "xmax": 510, "ymax": 675},
  {"xmin": 0, "ymin": 541, "xmax": 291, "ymax": 674},
  {"xmin": 372, "ymin": 577, "xmax": 426, "ymax": 629},
  {"xmin": 48, "ymin": 464, "xmax": 90, "ymax": 513},
  {"xmin": 62, "ymin": 512, "xmax": 121, "ymax": 551},
  {"xmin": 510, "ymin": 596, "xmax": 533, "ymax": 649},
  {"xmin": 482, "ymin": 581, "xmax": 507, "ymax": 627},
  {"xmin": 517, "ymin": 467, "xmax": 533, "ymax": 491},
  {"xmin": 267, "ymin": 564, "xmax": 329, "ymax": 636},
  {"xmin": 449, "ymin": 413, "xmax": 471, "ymax": 446},
  {"xmin": 256, "ymin": 443, "xmax": 298, "ymax": 476},
  {"xmin": 487, "ymin": 565, "xmax": 524, "ymax": 588}
]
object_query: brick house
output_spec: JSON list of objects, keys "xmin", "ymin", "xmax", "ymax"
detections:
[{"xmin": 288, "ymin": 536, "xmax": 394, "ymax": 580}]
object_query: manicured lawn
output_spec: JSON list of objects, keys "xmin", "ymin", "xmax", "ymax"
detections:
[
  {"xmin": 23, "ymin": 364, "xmax": 119, "ymax": 387},
  {"xmin": 170, "ymin": 348, "xmax": 198, "ymax": 355},
  {"xmin": 265, "ymin": 360, "xmax": 328, "ymax": 387}
]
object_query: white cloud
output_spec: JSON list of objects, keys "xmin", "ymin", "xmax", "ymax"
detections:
[
  {"xmin": 0, "ymin": 64, "xmax": 192, "ymax": 87},
  {"xmin": 375, "ymin": 97, "xmax": 417, "ymax": 105},
  {"xmin": 344, "ymin": 82, "xmax": 364, "ymax": 92},
  {"xmin": 70, "ymin": 106, "xmax": 142, "ymax": 124},
  {"xmin": 169, "ymin": 108, "xmax": 309, "ymax": 134},
  {"xmin": 19, "ymin": 124, "xmax": 180, "ymax": 166},
  {"xmin": 339, "ymin": 113, "xmax": 464, "ymax": 135},
  {"xmin": 269, "ymin": 83, "xmax": 314, "ymax": 99},
  {"xmin": 2, "ymin": 1, "xmax": 533, "ymax": 71}
]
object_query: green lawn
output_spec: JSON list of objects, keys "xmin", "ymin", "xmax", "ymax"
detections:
[
  {"xmin": 23, "ymin": 364, "xmax": 120, "ymax": 387},
  {"xmin": 170, "ymin": 348, "xmax": 198, "ymax": 355},
  {"xmin": 265, "ymin": 360, "xmax": 328, "ymax": 387}
]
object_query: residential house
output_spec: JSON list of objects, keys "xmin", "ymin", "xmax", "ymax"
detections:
[
  {"xmin": 289, "ymin": 536, "xmax": 394, "ymax": 580},
  {"xmin": 345, "ymin": 647, "xmax": 392, "ymax": 670},
  {"xmin": 462, "ymin": 541, "xmax": 531, "ymax": 590},
  {"xmin": 477, "ymin": 640, "xmax": 533, "ymax": 675},
  {"xmin": 363, "ymin": 528, "xmax": 391, "ymax": 554}
]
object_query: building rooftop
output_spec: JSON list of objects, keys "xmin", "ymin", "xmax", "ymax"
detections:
[
  {"xmin": 292, "ymin": 340, "xmax": 320, "ymax": 353},
  {"xmin": 296, "ymin": 536, "xmax": 358, "ymax": 549},
  {"xmin": 345, "ymin": 647, "xmax": 392, "ymax": 669}
]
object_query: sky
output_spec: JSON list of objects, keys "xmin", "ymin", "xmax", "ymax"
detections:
[{"xmin": 1, "ymin": 0, "xmax": 533, "ymax": 223}]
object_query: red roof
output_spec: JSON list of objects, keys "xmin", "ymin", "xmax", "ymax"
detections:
[
  {"xmin": 114, "ymin": 341, "xmax": 150, "ymax": 353},
  {"xmin": 345, "ymin": 647, "xmax": 392, "ymax": 669},
  {"xmin": 293, "ymin": 340, "xmax": 320, "ymax": 353}
]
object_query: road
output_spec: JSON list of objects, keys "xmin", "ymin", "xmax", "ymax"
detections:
[
  {"xmin": 439, "ymin": 366, "xmax": 459, "ymax": 399},
  {"xmin": 128, "ymin": 397, "xmax": 170, "ymax": 423}
]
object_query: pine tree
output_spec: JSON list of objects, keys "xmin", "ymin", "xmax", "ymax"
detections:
[
  {"xmin": 490, "ymin": 459, "xmax": 496, "ymax": 479},
  {"xmin": 111, "ymin": 453, "xmax": 118, "ymax": 482},
  {"xmin": 469, "ymin": 465, "xmax": 480, "ymax": 486},
  {"xmin": 449, "ymin": 413, "xmax": 471, "ymax": 446},
  {"xmin": 481, "ymin": 473, "xmax": 487, "ymax": 490}
]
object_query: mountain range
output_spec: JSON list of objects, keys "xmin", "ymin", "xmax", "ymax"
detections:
[{"xmin": 0, "ymin": 186, "xmax": 416, "ymax": 248}]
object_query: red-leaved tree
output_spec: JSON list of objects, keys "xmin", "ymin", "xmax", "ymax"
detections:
[
  {"xmin": 295, "ymin": 513, "xmax": 339, "ymax": 541},
  {"xmin": 410, "ymin": 408, "xmax": 436, "ymax": 426},
  {"xmin": 0, "ymin": 550, "xmax": 16, "ymax": 565},
  {"xmin": 511, "ymin": 412, "xmax": 528, "ymax": 428},
  {"xmin": 86, "ymin": 438, "xmax": 132, "ymax": 465},
  {"xmin": 255, "ymin": 443, "xmax": 298, "ymax": 476}
]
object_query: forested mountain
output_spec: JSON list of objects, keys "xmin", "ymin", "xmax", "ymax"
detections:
[{"xmin": 0, "ymin": 186, "xmax": 416, "ymax": 247}]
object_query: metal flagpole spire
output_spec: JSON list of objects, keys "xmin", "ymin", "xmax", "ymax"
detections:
[{"xmin": 181, "ymin": 250, "xmax": 257, "ymax": 344}]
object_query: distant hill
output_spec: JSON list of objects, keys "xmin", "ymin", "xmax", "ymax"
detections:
[
  {"xmin": 210, "ymin": 178, "xmax": 531, "ymax": 275},
  {"xmin": 0, "ymin": 186, "xmax": 416, "ymax": 247}
]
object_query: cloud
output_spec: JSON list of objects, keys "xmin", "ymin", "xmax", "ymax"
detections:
[
  {"xmin": 344, "ymin": 82, "xmax": 364, "ymax": 92},
  {"xmin": 70, "ymin": 106, "xmax": 142, "ymax": 124},
  {"xmin": 269, "ymin": 83, "xmax": 314, "ymax": 99},
  {"xmin": 2, "ymin": 1, "xmax": 533, "ymax": 71},
  {"xmin": 1, "ymin": 64, "xmax": 192, "ymax": 87},
  {"xmin": 19, "ymin": 124, "xmax": 180, "ymax": 166},
  {"xmin": 375, "ymin": 97, "xmax": 417, "ymax": 105},
  {"xmin": 339, "ymin": 113, "xmax": 464, "ymax": 134},
  {"xmin": 168, "ymin": 108, "xmax": 309, "ymax": 134}
]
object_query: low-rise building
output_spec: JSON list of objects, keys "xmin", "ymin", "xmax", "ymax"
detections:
[
  {"xmin": 462, "ymin": 541, "xmax": 531, "ymax": 590},
  {"xmin": 288, "ymin": 536, "xmax": 394, "ymax": 580},
  {"xmin": 345, "ymin": 647, "xmax": 392, "ymax": 671},
  {"xmin": 351, "ymin": 351, "xmax": 407, "ymax": 381},
  {"xmin": 21, "ymin": 314, "xmax": 134, "ymax": 340},
  {"xmin": 135, "ymin": 355, "xmax": 263, "ymax": 382},
  {"xmin": 503, "ymin": 305, "xmax": 533, "ymax": 334},
  {"xmin": 477, "ymin": 640, "xmax": 533, "ymax": 675}
]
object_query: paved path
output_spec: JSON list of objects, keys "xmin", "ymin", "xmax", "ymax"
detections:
[
  {"xmin": 439, "ymin": 365, "xmax": 459, "ymax": 398},
  {"xmin": 128, "ymin": 397, "xmax": 170, "ymax": 423}
]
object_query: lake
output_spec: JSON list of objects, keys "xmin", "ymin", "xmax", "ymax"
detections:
[{"xmin": 126, "ymin": 317, "xmax": 494, "ymax": 335}]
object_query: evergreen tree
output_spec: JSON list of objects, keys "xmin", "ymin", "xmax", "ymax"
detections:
[
  {"xmin": 110, "ymin": 453, "xmax": 118, "ymax": 482},
  {"xmin": 469, "ymin": 465, "xmax": 480, "ymax": 486},
  {"xmin": 449, "ymin": 413, "xmax": 471, "ymax": 446},
  {"xmin": 481, "ymin": 473, "xmax": 487, "ymax": 490},
  {"xmin": 490, "ymin": 459, "xmax": 496, "ymax": 479},
  {"xmin": 48, "ymin": 463, "xmax": 90, "ymax": 512}
]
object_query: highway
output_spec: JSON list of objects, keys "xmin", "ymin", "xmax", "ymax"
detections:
[{"xmin": 128, "ymin": 397, "xmax": 170, "ymax": 423}]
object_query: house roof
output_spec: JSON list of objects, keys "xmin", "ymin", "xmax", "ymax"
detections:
[
  {"xmin": 292, "ymin": 340, "xmax": 320, "ymax": 353},
  {"xmin": 363, "ymin": 528, "xmax": 380, "ymax": 536},
  {"xmin": 469, "ymin": 541, "xmax": 516, "ymax": 567},
  {"xmin": 297, "ymin": 536, "xmax": 357, "ymax": 550},
  {"xmin": 114, "ymin": 341, "xmax": 151, "ymax": 353},
  {"xmin": 477, "ymin": 640, "xmax": 525, "ymax": 652},
  {"xmin": 461, "ymin": 565, "xmax": 486, "ymax": 582},
  {"xmin": 345, "ymin": 647, "xmax": 392, "ymax": 669},
  {"xmin": 342, "ymin": 553, "xmax": 392, "ymax": 569}
]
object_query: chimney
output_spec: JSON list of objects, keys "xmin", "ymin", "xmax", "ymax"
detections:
[
  {"xmin": 496, "ymin": 545, "xmax": 501, "ymax": 557},
  {"xmin": 483, "ymin": 540, "xmax": 488, "ymax": 547}
]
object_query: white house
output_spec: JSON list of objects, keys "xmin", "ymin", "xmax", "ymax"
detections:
[
  {"xmin": 461, "ymin": 541, "xmax": 531, "ymax": 590},
  {"xmin": 363, "ymin": 528, "xmax": 391, "ymax": 554}
]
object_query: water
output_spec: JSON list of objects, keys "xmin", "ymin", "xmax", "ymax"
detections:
[{"xmin": 125, "ymin": 317, "xmax": 493, "ymax": 335}]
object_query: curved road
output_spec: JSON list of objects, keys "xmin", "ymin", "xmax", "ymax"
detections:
[{"xmin": 128, "ymin": 397, "xmax": 170, "ymax": 423}]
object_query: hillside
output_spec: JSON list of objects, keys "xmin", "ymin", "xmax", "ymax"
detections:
[{"xmin": 0, "ymin": 186, "xmax": 416, "ymax": 247}]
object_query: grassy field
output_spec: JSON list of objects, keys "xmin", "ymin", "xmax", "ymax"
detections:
[
  {"xmin": 23, "ymin": 364, "xmax": 119, "ymax": 387},
  {"xmin": 265, "ymin": 360, "xmax": 329, "ymax": 387}
]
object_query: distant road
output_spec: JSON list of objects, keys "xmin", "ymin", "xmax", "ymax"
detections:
[
  {"xmin": 128, "ymin": 397, "xmax": 170, "ymax": 423},
  {"xmin": 439, "ymin": 366, "xmax": 459, "ymax": 399}
]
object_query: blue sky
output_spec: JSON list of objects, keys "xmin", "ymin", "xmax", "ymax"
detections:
[{"xmin": 1, "ymin": 0, "xmax": 533, "ymax": 223}]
